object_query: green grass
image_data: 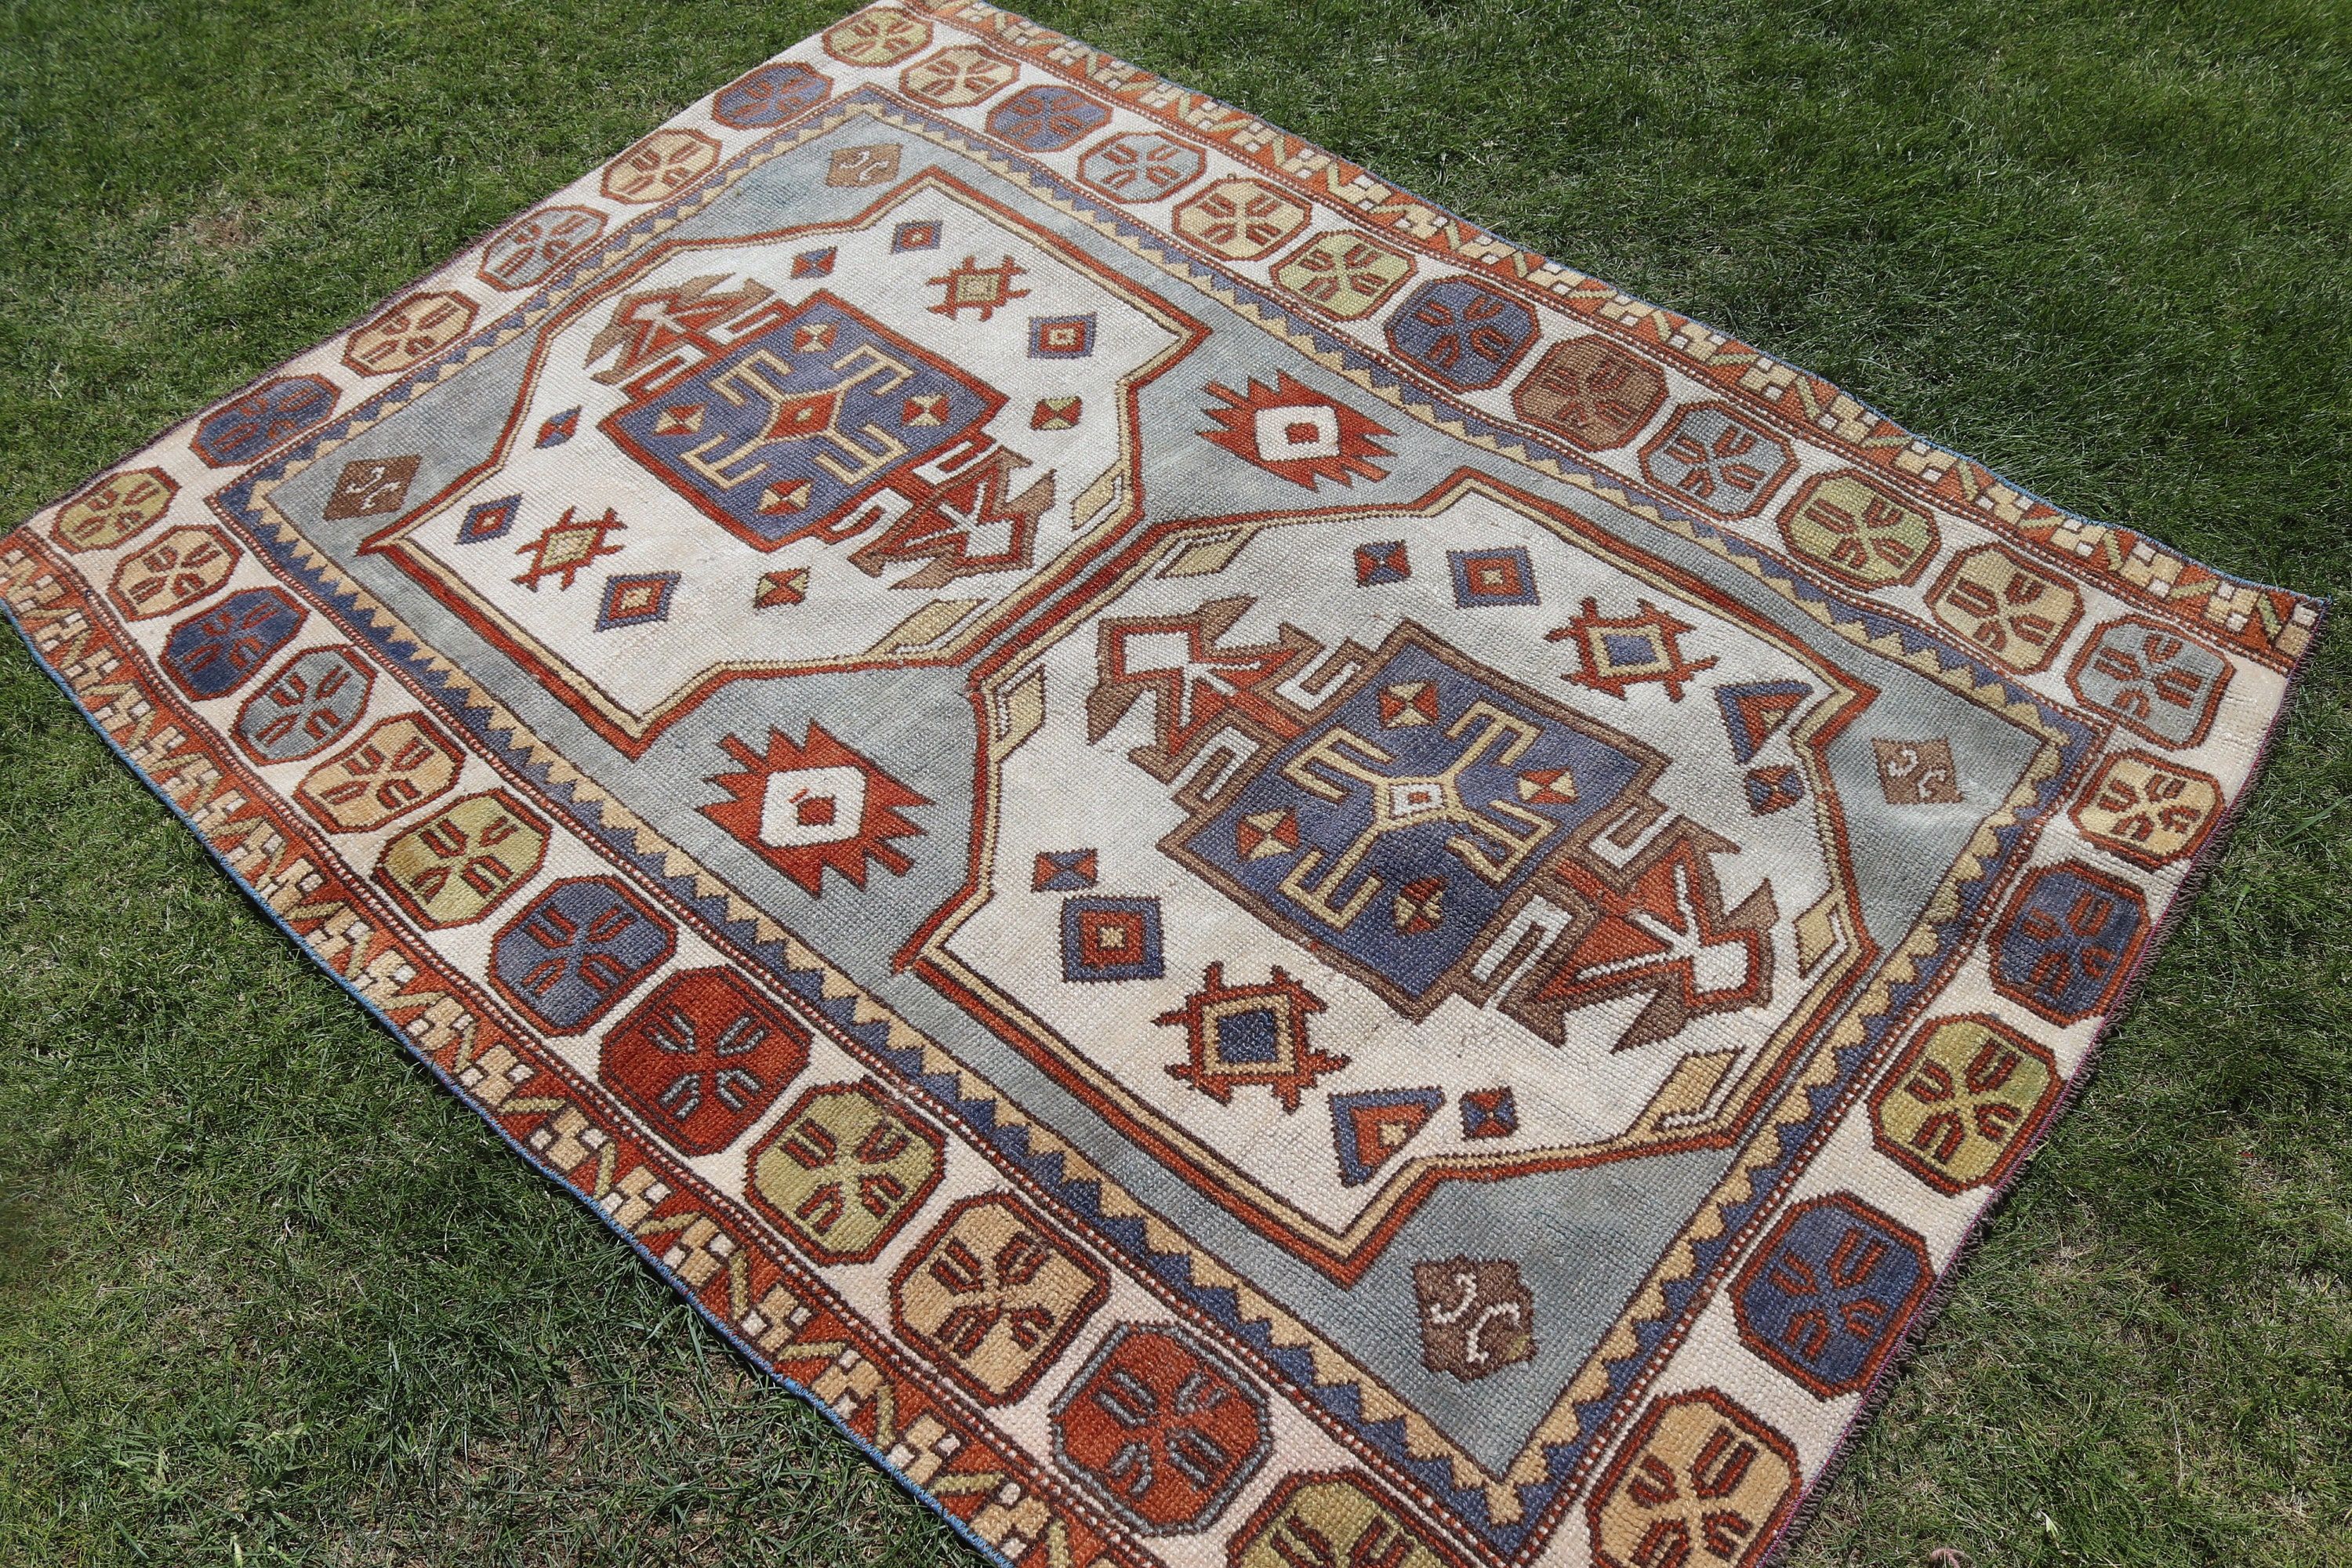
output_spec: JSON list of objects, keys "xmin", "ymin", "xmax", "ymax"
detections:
[{"xmin": 0, "ymin": 0, "xmax": 2346, "ymax": 1563}]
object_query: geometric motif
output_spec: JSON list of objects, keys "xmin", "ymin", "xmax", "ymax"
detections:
[
  {"xmin": 1198, "ymin": 374, "xmax": 1392, "ymax": 490},
  {"xmin": 1157, "ymin": 961, "xmax": 1341, "ymax": 1111},
  {"xmin": 1989, "ymin": 861, "xmax": 2150, "ymax": 1025},
  {"xmin": 535, "ymin": 408, "xmax": 580, "ymax": 448},
  {"xmin": 985, "ymin": 85, "xmax": 1110, "ymax": 152},
  {"xmin": 342, "ymin": 291, "xmax": 478, "ymax": 376},
  {"xmin": 1923, "ymin": 544, "xmax": 2085, "ymax": 673},
  {"xmin": 191, "ymin": 375, "xmax": 339, "ymax": 468},
  {"xmin": 1532, "ymin": 826, "xmax": 1777, "ymax": 1052},
  {"xmin": 710, "ymin": 63, "xmax": 834, "ymax": 129},
  {"xmin": 1586, "ymin": 1390, "xmax": 1798, "ymax": 1568},
  {"xmin": 488, "ymin": 875, "xmax": 677, "ymax": 1036},
  {"xmin": 926, "ymin": 255, "xmax": 1026, "ymax": 319},
  {"xmin": 891, "ymin": 1193, "xmax": 1110, "ymax": 1406},
  {"xmin": 1447, "ymin": 546, "xmax": 1538, "ymax": 608},
  {"xmin": 512, "ymin": 507, "xmax": 626, "ymax": 591},
  {"xmin": 598, "ymin": 967, "xmax": 812, "ymax": 1156},
  {"xmin": 1171, "ymin": 179, "xmax": 1310, "ymax": 261},
  {"xmin": 1744, "ymin": 764, "xmax": 1805, "ymax": 815},
  {"xmin": 1061, "ymin": 896, "xmax": 1165, "ymax": 983},
  {"xmin": 1549, "ymin": 597, "xmax": 1719, "ymax": 701},
  {"xmin": 594, "ymin": 571, "xmax": 681, "ymax": 631},
  {"xmin": 1509, "ymin": 336, "xmax": 1668, "ymax": 450},
  {"xmin": 456, "ymin": 495, "xmax": 522, "ymax": 544},
  {"xmin": 1775, "ymin": 470, "xmax": 1939, "ymax": 590},
  {"xmin": 601, "ymin": 290, "xmax": 1002, "ymax": 549},
  {"xmin": 1459, "ymin": 1087, "xmax": 1518, "ymax": 1140},
  {"xmin": 1074, "ymin": 132, "xmax": 1206, "ymax": 205},
  {"xmin": 746, "ymin": 1080, "xmax": 946, "ymax": 1263},
  {"xmin": 1731, "ymin": 1192, "xmax": 1933, "ymax": 1398},
  {"xmin": 700, "ymin": 724, "xmax": 929, "ymax": 896},
  {"xmin": 2067, "ymin": 616, "xmax": 2234, "ymax": 749},
  {"xmin": 477, "ymin": 205, "xmax": 608, "ymax": 290},
  {"xmin": 601, "ymin": 129, "xmax": 722, "ymax": 205},
  {"xmin": 754, "ymin": 567, "xmax": 811, "ymax": 608},
  {"xmin": 1356, "ymin": 540, "xmax": 1412, "ymax": 586},
  {"xmin": 1232, "ymin": 1472, "xmax": 1467, "ymax": 1568},
  {"xmin": 293, "ymin": 714, "xmax": 463, "ymax": 833},
  {"xmin": 898, "ymin": 46, "xmax": 1018, "ymax": 109},
  {"xmin": 1713, "ymin": 680, "xmax": 1810, "ymax": 763},
  {"xmin": 107, "ymin": 525, "xmax": 241, "ymax": 621},
  {"xmin": 2071, "ymin": 749, "xmax": 2224, "ymax": 868},
  {"xmin": 1870, "ymin": 737, "xmax": 1963, "ymax": 806},
  {"xmin": 320, "ymin": 454, "xmax": 423, "ymax": 521},
  {"xmin": 1411, "ymin": 1256, "xmax": 1536, "ymax": 1380},
  {"xmin": 160, "ymin": 586, "xmax": 307, "ymax": 700},
  {"xmin": 1331, "ymin": 1087, "xmax": 1443, "ymax": 1187},
  {"xmin": 233, "ymin": 646, "xmax": 375, "ymax": 763},
  {"xmin": 825, "ymin": 143, "xmax": 904, "ymax": 189},
  {"xmin": 1639, "ymin": 402, "xmax": 1797, "ymax": 519},
  {"xmin": 50, "ymin": 466, "xmax": 176, "ymax": 554},
  {"xmin": 1870, "ymin": 1014, "xmax": 2060, "ymax": 1195},
  {"xmin": 1385, "ymin": 276, "xmax": 1539, "ymax": 391},
  {"xmin": 821, "ymin": 7, "xmax": 930, "ymax": 64},
  {"xmin": 1162, "ymin": 621, "xmax": 1668, "ymax": 1014},
  {"xmin": 1031, "ymin": 849, "xmax": 1098, "ymax": 892},
  {"xmin": 1027, "ymin": 314, "xmax": 1095, "ymax": 358},
  {"xmin": 1049, "ymin": 1322, "xmax": 1270, "ymax": 1535},
  {"xmin": 1273, "ymin": 232, "xmax": 1417, "ymax": 320},
  {"xmin": 372, "ymin": 789, "xmax": 550, "ymax": 930}
]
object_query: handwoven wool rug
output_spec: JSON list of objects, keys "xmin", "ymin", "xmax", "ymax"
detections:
[{"xmin": 3, "ymin": 4, "xmax": 2326, "ymax": 1563}]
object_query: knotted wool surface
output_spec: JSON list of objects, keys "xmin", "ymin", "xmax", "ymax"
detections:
[{"xmin": 3, "ymin": 5, "xmax": 2327, "ymax": 1564}]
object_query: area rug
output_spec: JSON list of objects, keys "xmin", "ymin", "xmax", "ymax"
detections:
[{"xmin": 2, "ymin": 3, "xmax": 2325, "ymax": 1563}]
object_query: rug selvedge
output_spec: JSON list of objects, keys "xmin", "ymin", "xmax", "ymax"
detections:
[{"xmin": 5, "ymin": 5, "xmax": 2325, "ymax": 1566}]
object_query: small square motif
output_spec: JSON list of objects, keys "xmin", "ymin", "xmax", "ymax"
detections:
[
  {"xmin": 595, "ymin": 571, "xmax": 681, "ymax": 631},
  {"xmin": 1061, "ymin": 896, "xmax": 1164, "ymax": 982},
  {"xmin": 793, "ymin": 246, "xmax": 838, "ymax": 278},
  {"xmin": 891, "ymin": 220, "xmax": 942, "ymax": 252},
  {"xmin": 1032, "ymin": 849, "xmax": 1099, "ymax": 891},
  {"xmin": 1355, "ymin": 540, "xmax": 1410, "ymax": 586},
  {"xmin": 1211, "ymin": 1007, "xmax": 1280, "ymax": 1065},
  {"xmin": 456, "ymin": 494, "xmax": 521, "ymax": 544},
  {"xmin": 1028, "ymin": 314, "xmax": 1096, "ymax": 359},
  {"xmin": 1461, "ymin": 1087, "xmax": 1518, "ymax": 1139},
  {"xmin": 1032, "ymin": 395, "xmax": 1083, "ymax": 430},
  {"xmin": 1448, "ymin": 546, "xmax": 1538, "ymax": 608}
]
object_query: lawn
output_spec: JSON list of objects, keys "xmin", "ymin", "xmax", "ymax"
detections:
[{"xmin": 0, "ymin": 0, "xmax": 2346, "ymax": 1563}]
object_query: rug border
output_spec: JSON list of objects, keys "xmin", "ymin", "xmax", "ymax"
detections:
[{"xmin": 0, "ymin": 4, "xmax": 2335, "ymax": 1565}]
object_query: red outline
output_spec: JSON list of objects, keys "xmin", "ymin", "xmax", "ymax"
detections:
[
  {"xmin": 2069, "ymin": 747, "xmax": 2225, "ymax": 869},
  {"xmin": 1637, "ymin": 399, "xmax": 1798, "ymax": 521},
  {"xmin": 1922, "ymin": 542, "xmax": 2085, "ymax": 676},
  {"xmin": 1773, "ymin": 467, "xmax": 1942, "ymax": 592},
  {"xmin": 1584, "ymin": 1388, "xmax": 1799, "ymax": 1568},
  {"xmin": 483, "ymin": 873, "xmax": 679, "ymax": 1039},
  {"xmin": 742, "ymin": 1078, "xmax": 949, "ymax": 1265},
  {"xmin": 913, "ymin": 466, "xmax": 1881, "ymax": 1285},
  {"xmin": 2065, "ymin": 613, "xmax": 2234, "ymax": 750},
  {"xmin": 1728, "ymin": 1191, "xmax": 1935, "ymax": 1399},
  {"xmin": 888, "ymin": 1191, "xmax": 1112, "ymax": 1407},
  {"xmin": 352, "ymin": 165, "xmax": 1207, "ymax": 759},
  {"xmin": 1986, "ymin": 859, "xmax": 2152, "ymax": 1025},
  {"xmin": 1867, "ymin": 1012, "xmax": 2061, "ymax": 1197}
]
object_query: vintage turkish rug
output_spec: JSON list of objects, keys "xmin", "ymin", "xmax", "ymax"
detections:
[{"xmin": 4, "ymin": 4, "xmax": 2325, "ymax": 1563}]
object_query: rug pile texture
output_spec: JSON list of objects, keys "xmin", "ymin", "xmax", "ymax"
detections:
[{"xmin": 2, "ymin": 4, "xmax": 2324, "ymax": 1563}]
